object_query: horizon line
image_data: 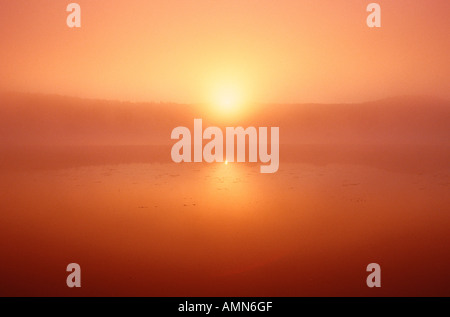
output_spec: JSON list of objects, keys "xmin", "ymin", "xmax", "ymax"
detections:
[{"xmin": 0, "ymin": 88, "xmax": 448, "ymax": 105}]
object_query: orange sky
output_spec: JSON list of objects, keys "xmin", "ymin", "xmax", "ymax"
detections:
[{"xmin": 0, "ymin": 0, "xmax": 448, "ymax": 103}]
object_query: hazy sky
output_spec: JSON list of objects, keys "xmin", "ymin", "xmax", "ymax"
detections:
[{"xmin": 0, "ymin": 0, "xmax": 448, "ymax": 103}]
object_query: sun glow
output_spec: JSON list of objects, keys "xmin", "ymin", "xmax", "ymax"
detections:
[
  {"xmin": 214, "ymin": 84, "xmax": 243, "ymax": 114},
  {"xmin": 203, "ymin": 74, "xmax": 255, "ymax": 120}
]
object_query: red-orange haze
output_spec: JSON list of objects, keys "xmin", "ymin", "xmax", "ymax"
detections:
[
  {"xmin": 0, "ymin": 0, "xmax": 449, "ymax": 103},
  {"xmin": 0, "ymin": 1, "xmax": 449, "ymax": 297}
]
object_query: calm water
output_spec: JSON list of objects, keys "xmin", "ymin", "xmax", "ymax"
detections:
[{"xmin": 1, "ymin": 157, "xmax": 449, "ymax": 296}]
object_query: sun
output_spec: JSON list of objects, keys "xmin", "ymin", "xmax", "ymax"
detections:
[
  {"xmin": 218, "ymin": 91, "xmax": 238, "ymax": 110},
  {"xmin": 212, "ymin": 84, "xmax": 244, "ymax": 114},
  {"xmin": 204, "ymin": 75, "xmax": 254, "ymax": 119}
]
